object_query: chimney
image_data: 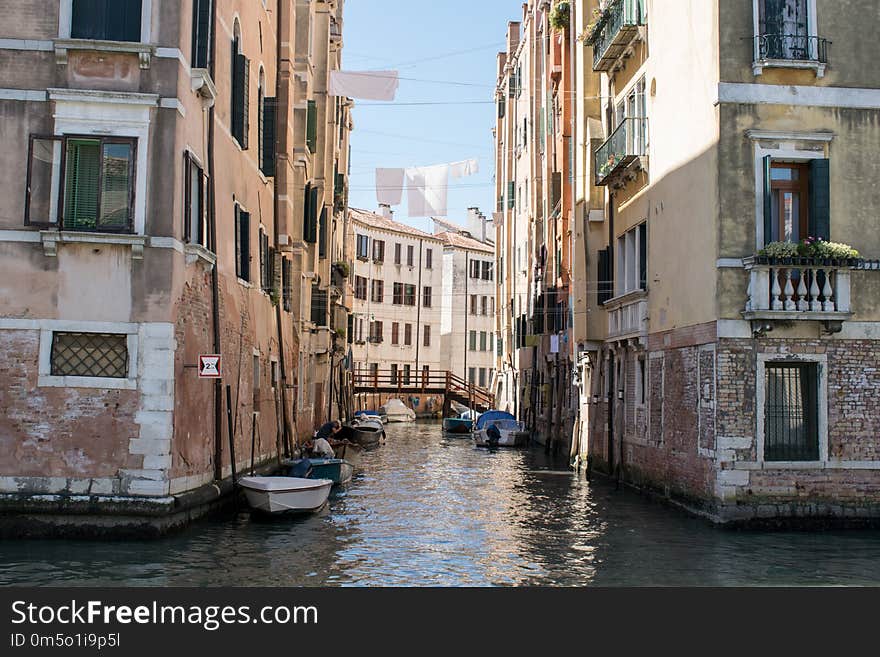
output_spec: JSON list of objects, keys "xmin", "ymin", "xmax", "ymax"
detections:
[{"xmin": 378, "ymin": 204, "xmax": 393, "ymax": 220}]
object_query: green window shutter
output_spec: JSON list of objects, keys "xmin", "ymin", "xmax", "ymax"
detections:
[
  {"xmin": 99, "ymin": 141, "xmax": 132, "ymax": 230},
  {"xmin": 318, "ymin": 207, "xmax": 327, "ymax": 258},
  {"xmin": 809, "ymin": 159, "xmax": 830, "ymax": 241},
  {"xmin": 231, "ymin": 50, "xmax": 247, "ymax": 145},
  {"xmin": 763, "ymin": 155, "xmax": 773, "ymax": 246},
  {"xmin": 191, "ymin": 0, "xmax": 211, "ymax": 69},
  {"xmin": 239, "ymin": 210, "xmax": 251, "ymax": 282},
  {"xmin": 64, "ymin": 139, "xmax": 101, "ymax": 230},
  {"xmin": 303, "ymin": 185, "xmax": 319, "ymax": 243},
  {"xmin": 497, "ymin": 98, "xmax": 505, "ymax": 119},
  {"xmin": 261, "ymin": 97, "xmax": 276, "ymax": 176},
  {"xmin": 240, "ymin": 56, "xmax": 250, "ymax": 150},
  {"xmin": 307, "ymin": 100, "xmax": 317, "ymax": 153},
  {"xmin": 507, "ymin": 181, "xmax": 515, "ymax": 209}
]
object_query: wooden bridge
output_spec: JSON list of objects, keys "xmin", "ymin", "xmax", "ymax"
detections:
[{"xmin": 351, "ymin": 370, "xmax": 495, "ymax": 414}]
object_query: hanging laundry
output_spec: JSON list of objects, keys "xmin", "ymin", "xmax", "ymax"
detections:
[
  {"xmin": 405, "ymin": 164, "xmax": 449, "ymax": 218},
  {"xmin": 375, "ymin": 168, "xmax": 405, "ymax": 206},
  {"xmin": 449, "ymin": 158, "xmax": 479, "ymax": 178},
  {"xmin": 329, "ymin": 70, "xmax": 399, "ymax": 101}
]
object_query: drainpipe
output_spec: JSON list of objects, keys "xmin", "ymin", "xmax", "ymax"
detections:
[
  {"xmin": 274, "ymin": 0, "xmax": 293, "ymax": 456},
  {"xmin": 207, "ymin": 0, "xmax": 223, "ymax": 481},
  {"xmin": 414, "ymin": 237, "xmax": 423, "ymax": 378},
  {"xmin": 464, "ymin": 250, "xmax": 469, "ymax": 383},
  {"xmin": 606, "ymin": 195, "xmax": 615, "ymax": 475}
]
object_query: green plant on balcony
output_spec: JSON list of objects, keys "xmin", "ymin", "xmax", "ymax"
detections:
[
  {"xmin": 758, "ymin": 241, "xmax": 800, "ymax": 259},
  {"xmin": 584, "ymin": 1, "xmax": 614, "ymax": 44},
  {"xmin": 757, "ymin": 238, "xmax": 861, "ymax": 264},
  {"xmin": 808, "ymin": 238, "xmax": 860, "ymax": 261},
  {"xmin": 332, "ymin": 261, "xmax": 350, "ymax": 279},
  {"xmin": 597, "ymin": 152, "xmax": 617, "ymax": 178},
  {"xmin": 549, "ymin": 1, "xmax": 570, "ymax": 31}
]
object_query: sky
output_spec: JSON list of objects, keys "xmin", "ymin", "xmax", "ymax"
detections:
[{"xmin": 342, "ymin": 0, "xmax": 522, "ymax": 233}]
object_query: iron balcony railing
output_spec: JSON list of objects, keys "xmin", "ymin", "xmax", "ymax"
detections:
[
  {"xmin": 589, "ymin": 0, "xmax": 645, "ymax": 72},
  {"xmin": 595, "ymin": 117, "xmax": 647, "ymax": 185},
  {"xmin": 754, "ymin": 34, "xmax": 828, "ymax": 63}
]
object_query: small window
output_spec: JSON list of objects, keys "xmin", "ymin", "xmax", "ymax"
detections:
[
  {"xmin": 482, "ymin": 261, "xmax": 492, "ymax": 281},
  {"xmin": 407, "ymin": 245, "xmax": 414, "ymax": 267},
  {"xmin": 404, "ymin": 285, "xmax": 416, "ymax": 307},
  {"xmin": 282, "ymin": 257, "xmax": 292, "ymax": 312},
  {"xmin": 404, "ymin": 324, "xmax": 412, "ymax": 346},
  {"xmin": 423, "ymin": 286, "xmax": 432, "ymax": 308},
  {"xmin": 306, "ymin": 100, "xmax": 317, "ymax": 153},
  {"xmin": 481, "ymin": 296, "xmax": 488, "ymax": 316},
  {"xmin": 235, "ymin": 205, "xmax": 251, "ymax": 281},
  {"xmin": 425, "ymin": 249, "xmax": 433, "ymax": 269},
  {"xmin": 394, "ymin": 243, "xmax": 402, "ymax": 265},
  {"xmin": 391, "ymin": 322, "xmax": 399, "ymax": 345},
  {"xmin": 370, "ymin": 321, "xmax": 383, "ymax": 343},
  {"xmin": 371, "ymin": 279, "xmax": 384, "ymax": 303},
  {"xmin": 403, "ymin": 364, "xmax": 411, "ymax": 386},
  {"xmin": 469, "ymin": 367, "xmax": 476, "ymax": 385},
  {"xmin": 231, "ymin": 35, "xmax": 250, "ymax": 149},
  {"xmin": 423, "ymin": 325, "xmax": 431, "ymax": 347},
  {"xmin": 393, "ymin": 282, "xmax": 403, "ymax": 305},
  {"xmin": 71, "ymin": 0, "xmax": 142, "ymax": 42},
  {"xmin": 51, "ymin": 332, "xmax": 128, "ymax": 379},
  {"xmin": 373, "ymin": 239, "xmax": 385, "ymax": 263},
  {"xmin": 636, "ymin": 357, "xmax": 646, "ymax": 405},
  {"xmin": 470, "ymin": 295, "xmax": 478, "ymax": 316},
  {"xmin": 356, "ymin": 234, "xmax": 369, "ymax": 260},
  {"xmin": 310, "ymin": 285, "xmax": 327, "ymax": 326},
  {"xmin": 480, "ymin": 332, "xmax": 487, "ymax": 351},
  {"xmin": 390, "ymin": 363, "xmax": 398, "ymax": 381},
  {"xmin": 63, "ymin": 137, "xmax": 136, "ymax": 233},
  {"xmin": 469, "ymin": 331, "xmax": 477, "ymax": 351},
  {"xmin": 765, "ymin": 362, "xmax": 819, "ymax": 461},
  {"xmin": 479, "ymin": 368, "xmax": 487, "ymax": 388},
  {"xmin": 354, "ymin": 275, "xmax": 367, "ymax": 300}
]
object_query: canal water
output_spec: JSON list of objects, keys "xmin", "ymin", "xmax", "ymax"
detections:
[{"xmin": 2, "ymin": 421, "xmax": 880, "ymax": 586}]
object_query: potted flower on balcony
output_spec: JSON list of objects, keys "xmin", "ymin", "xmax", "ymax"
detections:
[
  {"xmin": 332, "ymin": 260, "xmax": 350, "ymax": 281},
  {"xmin": 757, "ymin": 241, "xmax": 800, "ymax": 265},
  {"xmin": 550, "ymin": 1, "xmax": 570, "ymax": 31}
]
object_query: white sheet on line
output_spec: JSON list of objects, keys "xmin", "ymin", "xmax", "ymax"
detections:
[
  {"xmin": 449, "ymin": 158, "xmax": 479, "ymax": 178},
  {"xmin": 375, "ymin": 168, "xmax": 405, "ymax": 206},
  {"xmin": 329, "ymin": 70, "xmax": 399, "ymax": 101},
  {"xmin": 405, "ymin": 164, "xmax": 449, "ymax": 218}
]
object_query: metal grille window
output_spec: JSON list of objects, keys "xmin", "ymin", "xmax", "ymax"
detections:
[
  {"xmin": 765, "ymin": 362, "xmax": 819, "ymax": 461},
  {"xmin": 51, "ymin": 332, "xmax": 128, "ymax": 379}
]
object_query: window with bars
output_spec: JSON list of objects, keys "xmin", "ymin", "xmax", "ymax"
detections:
[
  {"xmin": 51, "ymin": 332, "xmax": 128, "ymax": 379},
  {"xmin": 71, "ymin": 0, "xmax": 142, "ymax": 42},
  {"xmin": 764, "ymin": 362, "xmax": 819, "ymax": 461}
]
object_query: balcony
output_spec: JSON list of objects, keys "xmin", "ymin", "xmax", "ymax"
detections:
[
  {"xmin": 587, "ymin": 0, "xmax": 646, "ymax": 72},
  {"xmin": 743, "ymin": 258, "xmax": 855, "ymax": 326},
  {"xmin": 595, "ymin": 118, "xmax": 647, "ymax": 186},
  {"xmin": 752, "ymin": 34, "xmax": 830, "ymax": 78},
  {"xmin": 605, "ymin": 290, "xmax": 647, "ymax": 342}
]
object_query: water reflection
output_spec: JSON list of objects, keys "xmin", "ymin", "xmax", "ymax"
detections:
[{"xmin": 2, "ymin": 422, "xmax": 880, "ymax": 586}]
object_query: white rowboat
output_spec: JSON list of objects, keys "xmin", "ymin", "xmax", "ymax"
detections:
[{"xmin": 238, "ymin": 476, "xmax": 333, "ymax": 515}]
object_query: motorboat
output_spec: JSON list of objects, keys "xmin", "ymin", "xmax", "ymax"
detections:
[
  {"xmin": 285, "ymin": 458, "xmax": 354, "ymax": 485},
  {"xmin": 238, "ymin": 476, "xmax": 333, "ymax": 515},
  {"xmin": 380, "ymin": 398, "xmax": 416, "ymax": 423},
  {"xmin": 473, "ymin": 411, "xmax": 530, "ymax": 448},
  {"xmin": 354, "ymin": 410, "xmax": 386, "ymax": 425},
  {"xmin": 442, "ymin": 416, "xmax": 473, "ymax": 435},
  {"xmin": 333, "ymin": 440, "xmax": 363, "ymax": 467},
  {"xmin": 340, "ymin": 422, "xmax": 384, "ymax": 449}
]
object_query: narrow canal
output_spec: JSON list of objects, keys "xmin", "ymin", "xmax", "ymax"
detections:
[{"xmin": 2, "ymin": 421, "xmax": 880, "ymax": 586}]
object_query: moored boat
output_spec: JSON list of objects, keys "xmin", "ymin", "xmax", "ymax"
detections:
[
  {"xmin": 349, "ymin": 423, "xmax": 383, "ymax": 448},
  {"xmin": 238, "ymin": 476, "xmax": 333, "ymax": 515},
  {"xmin": 333, "ymin": 440, "xmax": 363, "ymax": 467},
  {"xmin": 285, "ymin": 458, "xmax": 354, "ymax": 485},
  {"xmin": 473, "ymin": 411, "xmax": 530, "ymax": 448},
  {"xmin": 442, "ymin": 417, "xmax": 473, "ymax": 434},
  {"xmin": 379, "ymin": 398, "xmax": 416, "ymax": 423}
]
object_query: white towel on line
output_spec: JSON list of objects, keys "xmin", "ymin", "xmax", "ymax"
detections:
[
  {"xmin": 329, "ymin": 70, "xmax": 399, "ymax": 101},
  {"xmin": 375, "ymin": 168, "xmax": 405, "ymax": 206}
]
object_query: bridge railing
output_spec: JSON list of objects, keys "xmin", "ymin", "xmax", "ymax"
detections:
[{"xmin": 351, "ymin": 369, "xmax": 494, "ymax": 409}]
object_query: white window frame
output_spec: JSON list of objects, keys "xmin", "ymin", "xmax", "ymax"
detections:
[
  {"xmin": 749, "ymin": 133, "xmax": 831, "ymax": 250},
  {"xmin": 756, "ymin": 353, "xmax": 828, "ymax": 466},
  {"xmin": 751, "ymin": 0, "xmax": 823, "ymax": 78},
  {"xmin": 39, "ymin": 323, "xmax": 139, "ymax": 390}
]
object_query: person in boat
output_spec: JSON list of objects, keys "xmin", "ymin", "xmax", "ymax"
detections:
[
  {"xmin": 486, "ymin": 423, "xmax": 501, "ymax": 448},
  {"xmin": 307, "ymin": 420, "xmax": 342, "ymax": 458}
]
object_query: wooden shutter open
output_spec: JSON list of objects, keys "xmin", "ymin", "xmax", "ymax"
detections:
[
  {"xmin": 808, "ymin": 158, "xmax": 830, "ymax": 241},
  {"xmin": 307, "ymin": 100, "xmax": 317, "ymax": 153},
  {"xmin": 763, "ymin": 154, "xmax": 772, "ymax": 246},
  {"xmin": 261, "ymin": 97, "xmax": 276, "ymax": 176}
]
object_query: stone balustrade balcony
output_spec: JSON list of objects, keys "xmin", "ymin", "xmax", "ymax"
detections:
[{"xmin": 605, "ymin": 289, "xmax": 648, "ymax": 341}]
